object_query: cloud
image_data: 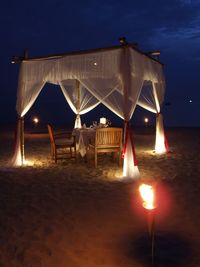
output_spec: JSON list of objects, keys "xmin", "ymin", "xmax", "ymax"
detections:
[
  {"xmin": 179, "ymin": 0, "xmax": 200, "ymax": 6},
  {"xmin": 146, "ymin": 10, "xmax": 200, "ymax": 61}
]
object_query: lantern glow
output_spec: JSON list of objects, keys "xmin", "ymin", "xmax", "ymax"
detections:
[
  {"xmin": 139, "ymin": 183, "xmax": 156, "ymax": 210},
  {"xmin": 100, "ymin": 117, "xmax": 106, "ymax": 124},
  {"xmin": 33, "ymin": 117, "xmax": 39, "ymax": 124},
  {"xmin": 144, "ymin": 117, "xmax": 149, "ymax": 124}
]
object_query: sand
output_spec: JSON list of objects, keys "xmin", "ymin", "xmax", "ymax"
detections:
[{"xmin": 0, "ymin": 126, "xmax": 199, "ymax": 267}]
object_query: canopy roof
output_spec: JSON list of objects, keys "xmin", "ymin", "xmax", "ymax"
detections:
[{"xmin": 15, "ymin": 44, "xmax": 165, "ymax": 118}]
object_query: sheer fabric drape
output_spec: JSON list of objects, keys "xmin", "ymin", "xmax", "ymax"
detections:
[
  {"xmin": 59, "ymin": 80, "xmax": 100, "ymax": 128},
  {"xmin": 11, "ymin": 63, "xmax": 46, "ymax": 166},
  {"xmin": 11, "ymin": 46, "xmax": 166, "ymax": 179},
  {"xmin": 137, "ymin": 79, "xmax": 167, "ymax": 153}
]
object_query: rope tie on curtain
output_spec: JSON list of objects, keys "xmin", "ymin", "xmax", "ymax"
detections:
[
  {"xmin": 75, "ymin": 113, "xmax": 81, "ymax": 128},
  {"xmin": 122, "ymin": 121, "xmax": 137, "ymax": 166},
  {"xmin": 156, "ymin": 112, "xmax": 161, "ymax": 117}
]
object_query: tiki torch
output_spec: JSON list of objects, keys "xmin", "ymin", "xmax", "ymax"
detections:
[{"xmin": 139, "ymin": 183, "xmax": 156, "ymax": 267}]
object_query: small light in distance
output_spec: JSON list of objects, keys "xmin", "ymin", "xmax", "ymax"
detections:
[{"xmin": 33, "ymin": 117, "xmax": 39, "ymax": 124}]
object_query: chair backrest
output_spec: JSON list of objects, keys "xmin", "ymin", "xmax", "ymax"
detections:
[
  {"xmin": 95, "ymin": 127, "xmax": 123, "ymax": 148},
  {"xmin": 47, "ymin": 124, "xmax": 55, "ymax": 144}
]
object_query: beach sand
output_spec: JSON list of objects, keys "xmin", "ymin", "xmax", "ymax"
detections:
[{"xmin": 0, "ymin": 126, "xmax": 199, "ymax": 267}]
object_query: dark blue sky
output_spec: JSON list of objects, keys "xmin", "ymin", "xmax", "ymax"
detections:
[{"xmin": 1, "ymin": 0, "xmax": 200, "ymax": 127}]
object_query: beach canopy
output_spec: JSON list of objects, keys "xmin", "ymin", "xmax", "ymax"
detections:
[{"xmin": 11, "ymin": 43, "xmax": 167, "ymax": 179}]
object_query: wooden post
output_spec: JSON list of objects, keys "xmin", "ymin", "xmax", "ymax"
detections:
[
  {"xmin": 76, "ymin": 80, "xmax": 81, "ymax": 127},
  {"xmin": 76, "ymin": 80, "xmax": 80, "ymax": 111},
  {"xmin": 24, "ymin": 49, "xmax": 28, "ymax": 59},
  {"xmin": 19, "ymin": 116, "xmax": 25, "ymax": 165},
  {"xmin": 19, "ymin": 49, "xmax": 28, "ymax": 165}
]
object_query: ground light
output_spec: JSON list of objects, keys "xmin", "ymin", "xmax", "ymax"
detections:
[
  {"xmin": 144, "ymin": 117, "xmax": 149, "ymax": 126},
  {"xmin": 32, "ymin": 117, "xmax": 39, "ymax": 125},
  {"xmin": 139, "ymin": 183, "xmax": 156, "ymax": 267},
  {"xmin": 32, "ymin": 117, "xmax": 40, "ymax": 132}
]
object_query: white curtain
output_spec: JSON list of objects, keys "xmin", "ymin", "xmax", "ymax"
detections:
[
  {"xmin": 59, "ymin": 80, "xmax": 100, "ymax": 128},
  {"xmin": 137, "ymin": 78, "xmax": 167, "ymax": 153},
  {"xmin": 10, "ymin": 62, "xmax": 46, "ymax": 166},
  {"xmin": 153, "ymin": 82, "xmax": 167, "ymax": 153},
  {"xmin": 11, "ymin": 46, "xmax": 166, "ymax": 179},
  {"xmin": 119, "ymin": 47, "xmax": 143, "ymax": 179}
]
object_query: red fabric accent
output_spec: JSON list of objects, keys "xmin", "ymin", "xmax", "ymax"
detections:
[
  {"xmin": 122, "ymin": 125, "xmax": 128, "ymax": 159},
  {"xmin": 122, "ymin": 121, "xmax": 137, "ymax": 166},
  {"xmin": 164, "ymin": 134, "xmax": 169, "ymax": 152}
]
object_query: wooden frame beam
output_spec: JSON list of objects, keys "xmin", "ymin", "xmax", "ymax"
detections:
[{"xmin": 11, "ymin": 43, "xmax": 164, "ymax": 66}]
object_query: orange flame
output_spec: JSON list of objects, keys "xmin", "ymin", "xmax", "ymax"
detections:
[{"xmin": 139, "ymin": 184, "xmax": 156, "ymax": 210}]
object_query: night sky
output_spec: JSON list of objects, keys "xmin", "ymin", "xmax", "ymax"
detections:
[{"xmin": 1, "ymin": 0, "xmax": 200, "ymax": 127}]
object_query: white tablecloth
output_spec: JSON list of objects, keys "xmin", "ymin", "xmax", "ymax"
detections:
[{"xmin": 73, "ymin": 128, "xmax": 95, "ymax": 157}]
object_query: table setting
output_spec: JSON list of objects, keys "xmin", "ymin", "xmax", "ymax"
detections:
[{"xmin": 72, "ymin": 117, "xmax": 111, "ymax": 157}]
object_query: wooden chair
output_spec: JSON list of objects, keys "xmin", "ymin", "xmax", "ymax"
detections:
[
  {"xmin": 47, "ymin": 124, "xmax": 76, "ymax": 163},
  {"xmin": 87, "ymin": 127, "xmax": 123, "ymax": 168}
]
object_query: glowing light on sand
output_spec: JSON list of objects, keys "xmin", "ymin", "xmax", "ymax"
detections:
[
  {"xmin": 15, "ymin": 151, "xmax": 22, "ymax": 166},
  {"xmin": 155, "ymin": 131, "xmax": 166, "ymax": 154},
  {"xmin": 23, "ymin": 160, "xmax": 34, "ymax": 166},
  {"xmin": 139, "ymin": 184, "xmax": 156, "ymax": 210},
  {"xmin": 15, "ymin": 154, "xmax": 33, "ymax": 166}
]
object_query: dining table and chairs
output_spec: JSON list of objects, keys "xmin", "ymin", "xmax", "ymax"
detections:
[
  {"xmin": 47, "ymin": 121, "xmax": 123, "ymax": 167},
  {"xmin": 73, "ymin": 126, "xmax": 123, "ymax": 167}
]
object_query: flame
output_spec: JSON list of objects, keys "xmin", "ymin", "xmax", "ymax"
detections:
[{"xmin": 139, "ymin": 184, "xmax": 156, "ymax": 210}]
